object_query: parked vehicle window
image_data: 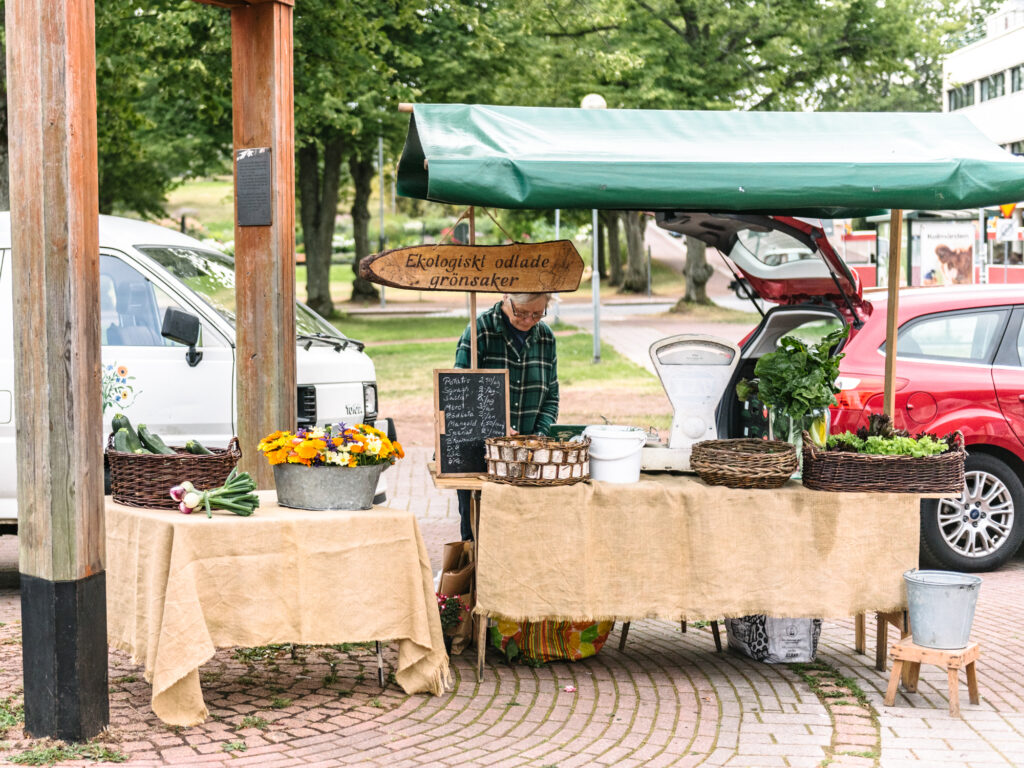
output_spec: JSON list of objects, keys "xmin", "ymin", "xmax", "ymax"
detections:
[
  {"xmin": 139, "ymin": 245, "xmax": 345, "ymax": 339},
  {"xmin": 780, "ymin": 318, "xmax": 845, "ymax": 347},
  {"xmin": 732, "ymin": 229, "xmax": 815, "ymax": 268},
  {"xmin": 100, "ymin": 254, "xmax": 216, "ymax": 347},
  {"xmin": 883, "ymin": 309, "xmax": 1009, "ymax": 363}
]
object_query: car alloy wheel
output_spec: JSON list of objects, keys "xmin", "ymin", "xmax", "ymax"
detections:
[{"xmin": 921, "ymin": 453, "xmax": 1024, "ymax": 572}]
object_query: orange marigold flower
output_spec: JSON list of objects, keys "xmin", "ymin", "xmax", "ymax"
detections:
[
  {"xmin": 295, "ymin": 438, "xmax": 325, "ymax": 460},
  {"xmin": 393, "ymin": 441, "xmax": 405, "ymax": 459}
]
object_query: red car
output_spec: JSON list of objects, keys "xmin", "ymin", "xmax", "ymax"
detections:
[{"xmin": 657, "ymin": 212, "xmax": 1024, "ymax": 571}]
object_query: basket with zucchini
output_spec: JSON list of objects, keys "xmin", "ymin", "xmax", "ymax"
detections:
[{"xmin": 106, "ymin": 414, "xmax": 241, "ymax": 509}]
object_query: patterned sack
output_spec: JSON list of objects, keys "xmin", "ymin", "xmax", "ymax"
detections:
[
  {"xmin": 726, "ymin": 615, "xmax": 822, "ymax": 663},
  {"xmin": 490, "ymin": 618, "xmax": 615, "ymax": 663}
]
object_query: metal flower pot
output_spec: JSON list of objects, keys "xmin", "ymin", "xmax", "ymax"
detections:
[{"xmin": 273, "ymin": 462, "xmax": 385, "ymax": 510}]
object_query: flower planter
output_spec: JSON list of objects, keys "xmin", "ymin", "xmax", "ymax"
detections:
[{"xmin": 273, "ymin": 463, "xmax": 385, "ymax": 510}]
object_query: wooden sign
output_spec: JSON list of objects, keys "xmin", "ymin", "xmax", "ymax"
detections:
[
  {"xmin": 434, "ymin": 369, "xmax": 510, "ymax": 477},
  {"xmin": 359, "ymin": 241, "xmax": 584, "ymax": 293}
]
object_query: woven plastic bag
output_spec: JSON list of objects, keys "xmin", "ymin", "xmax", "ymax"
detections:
[{"xmin": 490, "ymin": 619, "xmax": 615, "ymax": 663}]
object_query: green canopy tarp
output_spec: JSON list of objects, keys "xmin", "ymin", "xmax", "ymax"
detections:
[{"xmin": 397, "ymin": 104, "xmax": 1024, "ymax": 218}]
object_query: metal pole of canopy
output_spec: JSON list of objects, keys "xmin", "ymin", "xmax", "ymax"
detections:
[{"xmin": 883, "ymin": 209, "xmax": 903, "ymax": 421}]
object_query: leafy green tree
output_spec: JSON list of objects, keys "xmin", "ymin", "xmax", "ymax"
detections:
[{"xmin": 0, "ymin": 0, "xmax": 232, "ymax": 215}]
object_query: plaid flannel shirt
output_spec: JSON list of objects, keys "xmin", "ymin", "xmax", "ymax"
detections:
[{"xmin": 455, "ymin": 301, "xmax": 559, "ymax": 435}]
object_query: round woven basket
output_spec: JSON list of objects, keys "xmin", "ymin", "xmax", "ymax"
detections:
[
  {"xmin": 800, "ymin": 431, "xmax": 965, "ymax": 494},
  {"xmin": 690, "ymin": 438, "xmax": 797, "ymax": 489},
  {"xmin": 106, "ymin": 434, "xmax": 241, "ymax": 509},
  {"xmin": 485, "ymin": 434, "xmax": 590, "ymax": 486}
]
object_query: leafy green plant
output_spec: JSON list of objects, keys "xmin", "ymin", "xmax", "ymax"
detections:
[
  {"xmin": 222, "ymin": 740, "xmax": 248, "ymax": 753},
  {"xmin": 740, "ymin": 325, "xmax": 849, "ymax": 422},
  {"xmin": 8, "ymin": 743, "xmax": 127, "ymax": 765}
]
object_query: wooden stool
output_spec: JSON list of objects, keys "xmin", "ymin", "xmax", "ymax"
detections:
[
  {"xmin": 854, "ymin": 610, "xmax": 909, "ymax": 671},
  {"xmin": 884, "ymin": 637, "xmax": 980, "ymax": 717},
  {"xmin": 618, "ymin": 620, "xmax": 722, "ymax": 652}
]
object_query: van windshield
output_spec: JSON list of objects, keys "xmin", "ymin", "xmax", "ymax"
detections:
[{"xmin": 137, "ymin": 245, "xmax": 345, "ymax": 338}]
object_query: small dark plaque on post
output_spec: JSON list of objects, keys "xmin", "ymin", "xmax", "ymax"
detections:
[
  {"xmin": 236, "ymin": 147, "xmax": 272, "ymax": 227},
  {"xmin": 434, "ymin": 369, "xmax": 510, "ymax": 477}
]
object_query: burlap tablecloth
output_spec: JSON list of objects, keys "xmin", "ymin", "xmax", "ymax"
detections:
[
  {"xmin": 477, "ymin": 475, "xmax": 920, "ymax": 622},
  {"xmin": 105, "ymin": 492, "xmax": 449, "ymax": 726}
]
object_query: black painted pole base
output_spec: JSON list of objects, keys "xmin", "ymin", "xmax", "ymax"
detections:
[{"xmin": 20, "ymin": 571, "xmax": 109, "ymax": 741}]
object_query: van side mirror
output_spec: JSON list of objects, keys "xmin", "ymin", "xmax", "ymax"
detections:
[{"xmin": 161, "ymin": 307, "xmax": 203, "ymax": 367}]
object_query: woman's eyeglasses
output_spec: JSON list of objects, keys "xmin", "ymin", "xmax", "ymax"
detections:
[{"xmin": 508, "ymin": 298, "xmax": 547, "ymax": 322}]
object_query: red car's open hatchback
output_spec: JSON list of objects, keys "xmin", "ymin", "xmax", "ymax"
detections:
[{"xmin": 657, "ymin": 211, "xmax": 1024, "ymax": 571}]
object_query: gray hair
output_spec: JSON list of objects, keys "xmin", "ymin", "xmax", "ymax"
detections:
[{"xmin": 506, "ymin": 292, "xmax": 552, "ymax": 305}]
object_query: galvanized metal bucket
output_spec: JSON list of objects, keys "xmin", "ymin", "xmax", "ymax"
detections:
[
  {"xmin": 904, "ymin": 569, "xmax": 982, "ymax": 649},
  {"xmin": 273, "ymin": 463, "xmax": 385, "ymax": 510}
]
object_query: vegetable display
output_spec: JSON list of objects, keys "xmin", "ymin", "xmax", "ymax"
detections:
[
  {"xmin": 736, "ymin": 325, "xmax": 849, "ymax": 423},
  {"xmin": 109, "ymin": 414, "xmax": 218, "ymax": 456},
  {"xmin": 825, "ymin": 414, "xmax": 955, "ymax": 457},
  {"xmin": 170, "ymin": 468, "xmax": 260, "ymax": 518}
]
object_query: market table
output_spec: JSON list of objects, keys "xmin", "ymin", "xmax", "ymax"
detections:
[
  {"xmin": 105, "ymin": 492, "xmax": 450, "ymax": 726},
  {"xmin": 474, "ymin": 474, "xmax": 925, "ymax": 677}
]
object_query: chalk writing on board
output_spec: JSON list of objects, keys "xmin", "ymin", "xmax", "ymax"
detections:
[{"xmin": 435, "ymin": 369, "xmax": 509, "ymax": 476}]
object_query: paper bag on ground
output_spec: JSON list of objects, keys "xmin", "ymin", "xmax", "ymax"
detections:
[{"xmin": 439, "ymin": 541, "xmax": 476, "ymax": 654}]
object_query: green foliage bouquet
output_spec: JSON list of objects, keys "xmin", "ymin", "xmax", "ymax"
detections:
[{"xmin": 739, "ymin": 325, "xmax": 849, "ymax": 424}]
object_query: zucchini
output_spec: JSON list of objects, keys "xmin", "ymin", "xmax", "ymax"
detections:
[
  {"xmin": 113, "ymin": 428, "xmax": 133, "ymax": 453},
  {"xmin": 185, "ymin": 440, "xmax": 213, "ymax": 455},
  {"xmin": 111, "ymin": 413, "xmax": 133, "ymax": 435},
  {"xmin": 123, "ymin": 424, "xmax": 145, "ymax": 453},
  {"xmin": 137, "ymin": 424, "xmax": 176, "ymax": 455}
]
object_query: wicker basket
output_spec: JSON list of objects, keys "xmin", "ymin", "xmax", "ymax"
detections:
[
  {"xmin": 800, "ymin": 431, "xmax": 965, "ymax": 494},
  {"xmin": 485, "ymin": 434, "xmax": 590, "ymax": 486},
  {"xmin": 106, "ymin": 434, "xmax": 242, "ymax": 509},
  {"xmin": 690, "ymin": 438, "xmax": 798, "ymax": 489}
]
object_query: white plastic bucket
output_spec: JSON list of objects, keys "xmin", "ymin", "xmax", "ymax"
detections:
[
  {"xmin": 904, "ymin": 569, "xmax": 982, "ymax": 649},
  {"xmin": 583, "ymin": 425, "xmax": 647, "ymax": 484}
]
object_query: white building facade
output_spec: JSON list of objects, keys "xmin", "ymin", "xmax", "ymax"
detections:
[{"xmin": 943, "ymin": 0, "xmax": 1024, "ymax": 153}]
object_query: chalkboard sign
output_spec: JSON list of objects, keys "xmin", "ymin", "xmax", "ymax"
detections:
[{"xmin": 434, "ymin": 369, "xmax": 510, "ymax": 477}]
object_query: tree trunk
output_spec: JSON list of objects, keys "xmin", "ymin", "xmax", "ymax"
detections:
[
  {"xmin": 349, "ymin": 155, "xmax": 379, "ymax": 301},
  {"xmin": 621, "ymin": 211, "xmax": 647, "ymax": 292},
  {"xmin": 602, "ymin": 210, "xmax": 623, "ymax": 287},
  {"xmin": 297, "ymin": 137, "xmax": 344, "ymax": 317},
  {"xmin": 675, "ymin": 235, "xmax": 715, "ymax": 307}
]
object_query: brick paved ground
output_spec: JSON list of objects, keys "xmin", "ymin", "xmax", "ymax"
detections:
[{"xmin": 2, "ymin": 448, "xmax": 1023, "ymax": 767}]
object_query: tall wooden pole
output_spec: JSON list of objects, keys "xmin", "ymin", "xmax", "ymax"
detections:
[
  {"xmin": 469, "ymin": 207, "xmax": 478, "ymax": 369},
  {"xmin": 883, "ymin": 210, "xmax": 904, "ymax": 421},
  {"xmin": 6, "ymin": 0, "xmax": 108, "ymax": 739},
  {"xmin": 229, "ymin": 0, "xmax": 297, "ymax": 487}
]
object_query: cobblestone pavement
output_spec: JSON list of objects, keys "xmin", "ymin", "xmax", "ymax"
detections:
[{"xmin": 2, "ymin": 448, "xmax": 1023, "ymax": 767}]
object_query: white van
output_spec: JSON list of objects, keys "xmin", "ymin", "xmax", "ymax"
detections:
[{"xmin": 0, "ymin": 213, "xmax": 387, "ymax": 532}]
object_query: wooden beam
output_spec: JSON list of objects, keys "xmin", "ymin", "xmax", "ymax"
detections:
[
  {"xmin": 6, "ymin": 0, "xmax": 108, "ymax": 739},
  {"xmin": 883, "ymin": 209, "xmax": 903, "ymax": 420},
  {"xmin": 230, "ymin": 0, "xmax": 297, "ymax": 488}
]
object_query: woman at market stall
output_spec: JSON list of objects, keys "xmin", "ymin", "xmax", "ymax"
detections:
[{"xmin": 454, "ymin": 292, "xmax": 559, "ymax": 540}]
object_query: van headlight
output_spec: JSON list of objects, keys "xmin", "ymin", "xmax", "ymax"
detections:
[{"xmin": 363, "ymin": 382, "xmax": 378, "ymax": 420}]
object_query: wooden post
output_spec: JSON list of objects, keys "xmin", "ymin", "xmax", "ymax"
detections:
[
  {"xmin": 6, "ymin": 0, "xmax": 108, "ymax": 740},
  {"xmin": 469, "ymin": 207, "xmax": 478, "ymax": 369},
  {"xmin": 883, "ymin": 209, "xmax": 903, "ymax": 420},
  {"xmin": 229, "ymin": 0, "xmax": 297, "ymax": 487}
]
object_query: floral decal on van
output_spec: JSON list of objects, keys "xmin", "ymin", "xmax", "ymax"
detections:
[{"xmin": 101, "ymin": 363, "xmax": 140, "ymax": 413}]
